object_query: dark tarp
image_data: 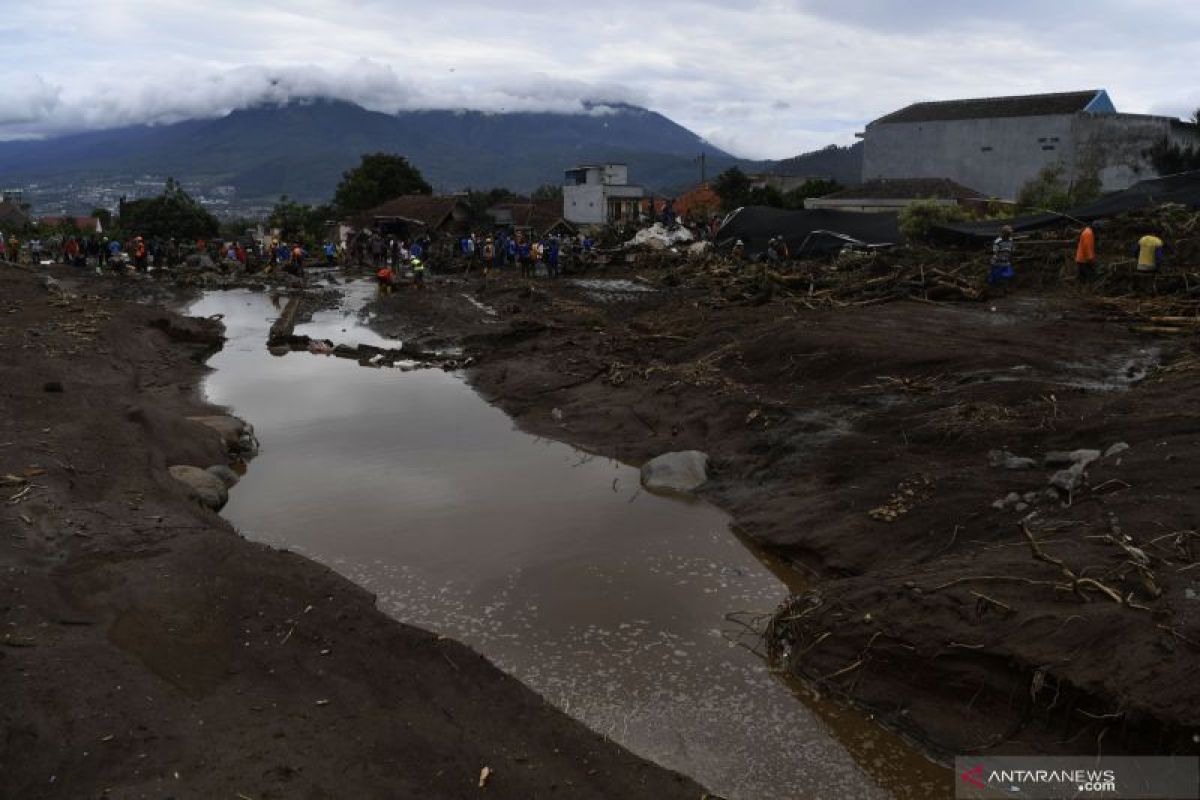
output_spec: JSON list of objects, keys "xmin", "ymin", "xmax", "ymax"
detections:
[
  {"xmin": 715, "ymin": 206, "xmax": 900, "ymax": 257},
  {"xmin": 933, "ymin": 169, "xmax": 1200, "ymax": 242}
]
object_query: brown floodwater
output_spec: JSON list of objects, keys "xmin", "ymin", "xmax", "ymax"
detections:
[{"xmin": 189, "ymin": 285, "xmax": 951, "ymax": 800}]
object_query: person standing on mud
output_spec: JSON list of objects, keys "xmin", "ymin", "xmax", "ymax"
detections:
[
  {"xmin": 482, "ymin": 236, "xmax": 495, "ymax": 280},
  {"xmin": 1075, "ymin": 223, "xmax": 1097, "ymax": 283},
  {"xmin": 1135, "ymin": 229, "xmax": 1165, "ymax": 273},
  {"xmin": 988, "ymin": 225, "xmax": 1015, "ymax": 290},
  {"xmin": 547, "ymin": 237, "xmax": 560, "ymax": 278}
]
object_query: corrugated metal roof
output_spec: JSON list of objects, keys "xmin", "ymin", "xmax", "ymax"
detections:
[{"xmin": 873, "ymin": 90, "xmax": 1101, "ymax": 125}]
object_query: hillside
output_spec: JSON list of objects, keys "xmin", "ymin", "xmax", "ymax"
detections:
[
  {"xmin": 0, "ymin": 99, "xmax": 862, "ymax": 213},
  {"xmin": 771, "ymin": 143, "xmax": 863, "ymax": 186},
  {"xmin": 0, "ymin": 100, "xmax": 748, "ymax": 207}
]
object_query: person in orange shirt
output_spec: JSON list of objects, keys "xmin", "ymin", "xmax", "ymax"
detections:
[{"xmin": 1075, "ymin": 223, "xmax": 1096, "ymax": 283}]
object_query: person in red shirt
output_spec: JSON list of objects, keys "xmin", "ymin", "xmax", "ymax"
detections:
[{"xmin": 1075, "ymin": 223, "xmax": 1097, "ymax": 283}]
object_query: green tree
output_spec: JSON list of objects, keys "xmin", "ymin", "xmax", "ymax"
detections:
[
  {"xmin": 119, "ymin": 178, "xmax": 219, "ymax": 240},
  {"xmin": 1145, "ymin": 137, "xmax": 1200, "ymax": 175},
  {"xmin": 897, "ymin": 199, "xmax": 970, "ymax": 241},
  {"xmin": 333, "ymin": 153, "xmax": 432, "ymax": 216},
  {"xmin": 713, "ymin": 167, "xmax": 752, "ymax": 211},
  {"xmin": 530, "ymin": 183, "xmax": 563, "ymax": 202},
  {"xmin": 781, "ymin": 179, "xmax": 842, "ymax": 210},
  {"xmin": 463, "ymin": 187, "xmax": 519, "ymax": 226},
  {"xmin": 268, "ymin": 196, "xmax": 335, "ymax": 243}
]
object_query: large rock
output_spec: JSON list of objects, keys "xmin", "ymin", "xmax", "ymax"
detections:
[
  {"xmin": 188, "ymin": 415, "xmax": 256, "ymax": 454},
  {"xmin": 168, "ymin": 465, "xmax": 229, "ymax": 510},
  {"xmin": 640, "ymin": 450, "xmax": 709, "ymax": 494}
]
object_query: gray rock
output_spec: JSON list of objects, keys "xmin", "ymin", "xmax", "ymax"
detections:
[
  {"xmin": 1049, "ymin": 463, "xmax": 1087, "ymax": 493},
  {"xmin": 988, "ymin": 449, "xmax": 1037, "ymax": 470},
  {"xmin": 1044, "ymin": 451, "xmax": 1075, "ymax": 467},
  {"xmin": 1044, "ymin": 449, "xmax": 1101, "ymax": 468},
  {"xmin": 206, "ymin": 464, "xmax": 241, "ymax": 488},
  {"xmin": 1186, "ymin": 588, "xmax": 1198, "ymax": 601},
  {"xmin": 188, "ymin": 415, "xmax": 251, "ymax": 448},
  {"xmin": 1104, "ymin": 442, "xmax": 1130, "ymax": 459},
  {"xmin": 1023, "ymin": 492, "xmax": 1039, "ymax": 503},
  {"xmin": 641, "ymin": 450, "xmax": 709, "ymax": 494},
  {"xmin": 168, "ymin": 465, "xmax": 228, "ymax": 510},
  {"xmin": 1015, "ymin": 502, "xmax": 1029, "ymax": 512}
]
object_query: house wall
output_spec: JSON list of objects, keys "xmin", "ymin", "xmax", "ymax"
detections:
[
  {"xmin": 862, "ymin": 114, "xmax": 1077, "ymax": 199},
  {"xmin": 862, "ymin": 112, "xmax": 1194, "ymax": 200},
  {"xmin": 564, "ymin": 184, "xmax": 607, "ymax": 225}
]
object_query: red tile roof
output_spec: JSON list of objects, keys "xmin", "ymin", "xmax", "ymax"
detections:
[
  {"xmin": 369, "ymin": 195, "xmax": 464, "ymax": 228},
  {"xmin": 38, "ymin": 215, "xmax": 102, "ymax": 231}
]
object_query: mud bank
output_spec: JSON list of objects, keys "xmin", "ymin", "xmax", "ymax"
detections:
[
  {"xmin": 0, "ymin": 262, "xmax": 706, "ymax": 799},
  {"xmin": 368, "ymin": 269, "xmax": 1200, "ymax": 765}
]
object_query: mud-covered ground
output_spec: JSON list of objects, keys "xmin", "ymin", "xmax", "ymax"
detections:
[
  {"xmin": 369, "ymin": 259, "xmax": 1200, "ymax": 764},
  {"xmin": 0, "ymin": 262, "xmax": 706, "ymax": 800}
]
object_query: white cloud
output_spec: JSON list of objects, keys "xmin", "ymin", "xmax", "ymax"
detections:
[{"xmin": 0, "ymin": 0, "xmax": 1197, "ymax": 158}]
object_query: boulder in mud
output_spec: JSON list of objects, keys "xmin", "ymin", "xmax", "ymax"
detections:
[
  {"xmin": 1044, "ymin": 449, "xmax": 1101, "ymax": 468},
  {"xmin": 188, "ymin": 415, "xmax": 253, "ymax": 449},
  {"xmin": 206, "ymin": 464, "xmax": 241, "ymax": 488},
  {"xmin": 641, "ymin": 450, "xmax": 709, "ymax": 494},
  {"xmin": 987, "ymin": 449, "xmax": 1036, "ymax": 470},
  {"xmin": 168, "ymin": 465, "xmax": 228, "ymax": 510}
]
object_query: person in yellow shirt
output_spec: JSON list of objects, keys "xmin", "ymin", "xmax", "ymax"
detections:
[
  {"xmin": 1136, "ymin": 232, "xmax": 1164, "ymax": 273},
  {"xmin": 1075, "ymin": 223, "xmax": 1096, "ymax": 282}
]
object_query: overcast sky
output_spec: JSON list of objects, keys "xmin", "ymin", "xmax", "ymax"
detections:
[{"xmin": 2, "ymin": 0, "xmax": 1197, "ymax": 158}]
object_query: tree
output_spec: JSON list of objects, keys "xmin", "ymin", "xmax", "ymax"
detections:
[
  {"xmin": 1015, "ymin": 160, "xmax": 1103, "ymax": 214},
  {"xmin": 333, "ymin": 153, "xmax": 432, "ymax": 216},
  {"xmin": 268, "ymin": 196, "xmax": 334, "ymax": 243},
  {"xmin": 781, "ymin": 179, "xmax": 841, "ymax": 210},
  {"xmin": 119, "ymin": 178, "xmax": 219, "ymax": 240},
  {"xmin": 90, "ymin": 207, "xmax": 113, "ymax": 230},
  {"xmin": 898, "ymin": 199, "xmax": 969, "ymax": 241},
  {"xmin": 530, "ymin": 184, "xmax": 563, "ymax": 202},
  {"xmin": 1145, "ymin": 136, "xmax": 1200, "ymax": 175},
  {"xmin": 463, "ymin": 187, "xmax": 519, "ymax": 226},
  {"xmin": 713, "ymin": 167, "xmax": 752, "ymax": 211}
]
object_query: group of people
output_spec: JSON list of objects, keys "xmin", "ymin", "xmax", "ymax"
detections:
[
  {"xmin": 464, "ymin": 232, "xmax": 592, "ymax": 280},
  {"xmin": 987, "ymin": 222, "xmax": 1169, "ymax": 291},
  {"xmin": 372, "ymin": 229, "xmax": 599, "ymax": 292}
]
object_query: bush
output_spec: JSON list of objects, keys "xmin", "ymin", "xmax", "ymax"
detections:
[{"xmin": 898, "ymin": 200, "xmax": 970, "ymax": 241}]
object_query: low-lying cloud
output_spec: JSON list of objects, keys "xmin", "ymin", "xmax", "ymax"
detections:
[{"xmin": 2, "ymin": 0, "xmax": 1198, "ymax": 158}]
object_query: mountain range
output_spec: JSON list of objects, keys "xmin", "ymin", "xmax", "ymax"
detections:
[{"xmin": 0, "ymin": 99, "xmax": 862, "ymax": 212}]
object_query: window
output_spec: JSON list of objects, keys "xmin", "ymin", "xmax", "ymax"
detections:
[
  {"xmin": 1042, "ymin": 145, "xmax": 1056, "ymax": 151},
  {"xmin": 981, "ymin": 146, "xmax": 993, "ymax": 152}
]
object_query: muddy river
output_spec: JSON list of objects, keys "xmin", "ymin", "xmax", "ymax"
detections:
[{"xmin": 189, "ymin": 284, "xmax": 949, "ymax": 799}]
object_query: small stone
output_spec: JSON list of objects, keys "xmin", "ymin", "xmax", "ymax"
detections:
[
  {"xmin": 1015, "ymin": 502, "xmax": 1029, "ymax": 512},
  {"xmin": 1185, "ymin": 589, "xmax": 1198, "ymax": 601},
  {"xmin": 988, "ymin": 449, "xmax": 1036, "ymax": 470},
  {"xmin": 1049, "ymin": 465, "xmax": 1085, "ymax": 493},
  {"xmin": 1023, "ymin": 492, "xmax": 1038, "ymax": 503},
  {"xmin": 641, "ymin": 450, "xmax": 709, "ymax": 494}
]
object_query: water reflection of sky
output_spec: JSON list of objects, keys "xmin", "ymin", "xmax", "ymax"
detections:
[{"xmin": 189, "ymin": 288, "xmax": 891, "ymax": 800}]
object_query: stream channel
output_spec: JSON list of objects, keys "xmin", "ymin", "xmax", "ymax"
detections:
[{"xmin": 189, "ymin": 283, "xmax": 949, "ymax": 799}]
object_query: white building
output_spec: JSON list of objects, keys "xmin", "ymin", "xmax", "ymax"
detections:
[
  {"xmin": 562, "ymin": 163, "xmax": 645, "ymax": 226},
  {"xmin": 859, "ymin": 89, "xmax": 1200, "ymax": 200}
]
